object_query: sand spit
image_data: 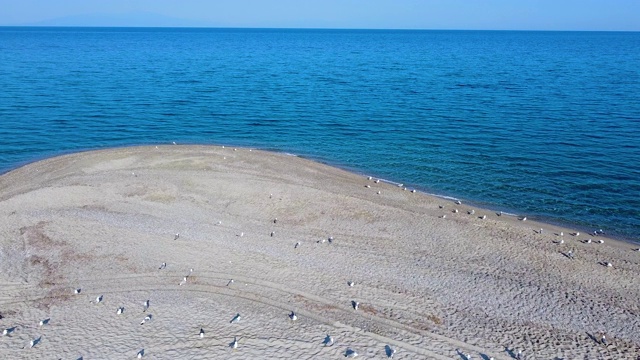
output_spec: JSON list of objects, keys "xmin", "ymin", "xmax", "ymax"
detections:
[{"xmin": 0, "ymin": 145, "xmax": 638, "ymax": 359}]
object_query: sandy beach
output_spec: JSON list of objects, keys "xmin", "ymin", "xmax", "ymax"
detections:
[{"xmin": 0, "ymin": 145, "xmax": 638, "ymax": 359}]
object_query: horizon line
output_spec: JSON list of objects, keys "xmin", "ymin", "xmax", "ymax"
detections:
[{"xmin": 1, "ymin": 25, "xmax": 638, "ymax": 33}]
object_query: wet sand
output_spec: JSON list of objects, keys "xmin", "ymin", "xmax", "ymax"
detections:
[{"xmin": 0, "ymin": 145, "xmax": 638, "ymax": 359}]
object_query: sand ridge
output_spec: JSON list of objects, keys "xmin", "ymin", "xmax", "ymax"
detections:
[{"xmin": 0, "ymin": 145, "xmax": 639, "ymax": 359}]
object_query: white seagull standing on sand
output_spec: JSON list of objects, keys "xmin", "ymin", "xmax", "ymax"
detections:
[
  {"xmin": 117, "ymin": 307, "xmax": 125, "ymax": 315},
  {"xmin": 289, "ymin": 311, "xmax": 298, "ymax": 321},
  {"xmin": 324, "ymin": 335, "xmax": 334, "ymax": 346},
  {"xmin": 480, "ymin": 215, "xmax": 487, "ymax": 220},
  {"xmin": 95, "ymin": 295, "xmax": 103, "ymax": 304},
  {"xmin": 3, "ymin": 328, "xmax": 14, "ymax": 336},
  {"xmin": 295, "ymin": 241, "xmax": 301, "ymax": 249},
  {"xmin": 199, "ymin": 328, "xmax": 205, "ymax": 338},
  {"xmin": 345, "ymin": 348, "xmax": 359, "ymax": 358},
  {"xmin": 231, "ymin": 336, "xmax": 239, "ymax": 349},
  {"xmin": 227, "ymin": 279, "xmax": 235, "ymax": 286},
  {"xmin": 174, "ymin": 233, "xmax": 180, "ymax": 240},
  {"xmin": 74, "ymin": 288, "xmax": 81, "ymax": 295},
  {"xmin": 143, "ymin": 300, "xmax": 150, "ymax": 312},
  {"xmin": 137, "ymin": 349, "xmax": 145, "ymax": 358},
  {"xmin": 29, "ymin": 336, "xmax": 41, "ymax": 348},
  {"xmin": 179, "ymin": 276, "xmax": 188, "ymax": 286},
  {"xmin": 39, "ymin": 318, "xmax": 50, "ymax": 326},
  {"xmin": 140, "ymin": 314, "xmax": 152, "ymax": 325},
  {"xmin": 158, "ymin": 262, "xmax": 166, "ymax": 270},
  {"xmin": 352, "ymin": 301, "xmax": 359, "ymax": 311},
  {"xmin": 347, "ymin": 281, "xmax": 355, "ymax": 287}
]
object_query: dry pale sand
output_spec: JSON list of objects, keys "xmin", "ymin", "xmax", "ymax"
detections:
[{"xmin": 0, "ymin": 145, "xmax": 639, "ymax": 360}]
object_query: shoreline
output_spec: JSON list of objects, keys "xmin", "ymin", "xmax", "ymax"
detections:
[
  {"xmin": 1, "ymin": 143, "xmax": 638, "ymax": 245},
  {"xmin": 1, "ymin": 144, "xmax": 638, "ymax": 359}
]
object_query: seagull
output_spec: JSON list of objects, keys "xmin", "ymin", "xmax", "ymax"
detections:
[
  {"xmin": 230, "ymin": 313, "xmax": 241, "ymax": 324},
  {"xmin": 397, "ymin": 183, "xmax": 403, "ymax": 187},
  {"xmin": 137, "ymin": 349, "xmax": 145, "ymax": 358},
  {"xmin": 289, "ymin": 311, "xmax": 298, "ymax": 321},
  {"xmin": 345, "ymin": 348, "xmax": 359, "ymax": 358},
  {"xmin": 560, "ymin": 232, "xmax": 564, "ymax": 237},
  {"xmin": 117, "ymin": 307, "xmax": 125, "ymax": 315},
  {"xmin": 367, "ymin": 176, "xmax": 372, "ymax": 180},
  {"xmin": 455, "ymin": 200, "xmax": 462, "ymax": 205},
  {"xmin": 468, "ymin": 210, "xmax": 475, "ymax": 215},
  {"xmin": 377, "ymin": 191, "xmax": 381, "ymax": 195},
  {"xmin": 573, "ymin": 232, "xmax": 580, "ymax": 236},
  {"xmin": 140, "ymin": 314, "xmax": 152, "ymax": 325},
  {"xmin": 516, "ymin": 350, "xmax": 522, "ymax": 359},
  {"xmin": 352, "ymin": 301, "xmax": 359, "ymax": 311},
  {"xmin": 567, "ymin": 249, "xmax": 574, "ymax": 259},
  {"xmin": 411, "ymin": 189, "xmax": 416, "ymax": 193},
  {"xmin": 273, "ymin": 218, "xmax": 278, "ymax": 224},
  {"xmin": 231, "ymin": 336, "xmax": 239, "ymax": 349},
  {"xmin": 295, "ymin": 241, "xmax": 301, "ymax": 249},
  {"xmin": 559, "ymin": 239, "xmax": 564, "ymax": 244},
  {"xmin": 179, "ymin": 276, "xmax": 188, "ymax": 286},
  {"xmin": 496, "ymin": 211, "xmax": 503, "ymax": 216},
  {"xmin": 74, "ymin": 288, "xmax": 81, "ymax": 294},
  {"xmin": 324, "ymin": 335, "xmax": 334, "ymax": 346},
  {"xmin": 605, "ymin": 262, "xmax": 613, "ymax": 267},
  {"xmin": 520, "ymin": 217, "xmax": 527, "ymax": 221},
  {"xmin": 453, "ymin": 209, "xmax": 458, "ymax": 213},
  {"xmin": 199, "ymin": 328, "xmax": 205, "ymax": 338},
  {"xmin": 585, "ymin": 239, "xmax": 592, "ymax": 244},
  {"xmin": 439, "ymin": 215, "xmax": 447, "ymax": 219},
  {"xmin": 365, "ymin": 185, "xmax": 371, "ymax": 188},
  {"xmin": 227, "ymin": 279, "xmax": 235, "ymax": 286},
  {"xmin": 174, "ymin": 233, "xmax": 180, "ymax": 240},
  {"xmin": 635, "ymin": 248, "xmax": 640, "ymax": 252},
  {"xmin": 375, "ymin": 179, "xmax": 380, "ymax": 183},
  {"xmin": 328, "ymin": 236, "xmax": 334, "ymax": 243},
  {"xmin": 270, "ymin": 231, "xmax": 275, "ymax": 237},
  {"xmin": 237, "ymin": 232, "xmax": 244, "ymax": 237},
  {"xmin": 347, "ymin": 281, "xmax": 355, "ymax": 287},
  {"xmin": 30, "ymin": 336, "xmax": 41, "ymax": 348},
  {"xmin": 39, "ymin": 318, "xmax": 50, "ymax": 326},
  {"xmin": 95, "ymin": 295, "xmax": 103, "ymax": 304},
  {"xmin": 540, "ymin": 228, "xmax": 543, "ymax": 234},
  {"xmin": 601, "ymin": 334, "xmax": 607, "ymax": 345},
  {"xmin": 480, "ymin": 215, "xmax": 487, "ymax": 220},
  {"xmin": 159, "ymin": 262, "xmax": 166, "ymax": 270},
  {"xmin": 143, "ymin": 300, "xmax": 150, "ymax": 312},
  {"xmin": 597, "ymin": 239, "xmax": 604, "ymax": 244},
  {"xmin": 2, "ymin": 328, "xmax": 14, "ymax": 336},
  {"xmin": 386, "ymin": 345, "xmax": 396, "ymax": 358},
  {"xmin": 439, "ymin": 205, "xmax": 444, "ymax": 209}
]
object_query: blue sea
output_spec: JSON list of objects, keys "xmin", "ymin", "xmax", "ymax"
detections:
[{"xmin": 1, "ymin": 27, "xmax": 639, "ymax": 241}]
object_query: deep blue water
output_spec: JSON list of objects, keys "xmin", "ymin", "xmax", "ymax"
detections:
[{"xmin": 1, "ymin": 27, "xmax": 639, "ymax": 240}]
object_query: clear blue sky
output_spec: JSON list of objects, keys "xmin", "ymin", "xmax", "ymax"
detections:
[{"xmin": 1, "ymin": 0, "xmax": 638, "ymax": 31}]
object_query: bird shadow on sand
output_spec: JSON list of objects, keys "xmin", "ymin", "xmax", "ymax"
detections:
[
  {"xmin": 586, "ymin": 332, "xmax": 602, "ymax": 345},
  {"xmin": 455, "ymin": 349, "xmax": 470, "ymax": 360},
  {"xmin": 505, "ymin": 347, "xmax": 516, "ymax": 358},
  {"xmin": 560, "ymin": 251, "xmax": 574, "ymax": 259},
  {"xmin": 384, "ymin": 345, "xmax": 394, "ymax": 357}
]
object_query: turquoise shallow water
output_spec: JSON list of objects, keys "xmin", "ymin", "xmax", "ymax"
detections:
[{"xmin": 0, "ymin": 27, "xmax": 639, "ymax": 240}]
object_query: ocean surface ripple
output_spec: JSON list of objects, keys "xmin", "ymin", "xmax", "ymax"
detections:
[{"xmin": 1, "ymin": 28, "xmax": 639, "ymax": 240}]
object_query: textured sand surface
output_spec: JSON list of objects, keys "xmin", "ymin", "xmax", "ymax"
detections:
[{"xmin": 0, "ymin": 145, "xmax": 639, "ymax": 359}]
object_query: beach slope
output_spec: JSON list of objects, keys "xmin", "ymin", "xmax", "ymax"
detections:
[{"xmin": 0, "ymin": 146, "xmax": 638, "ymax": 359}]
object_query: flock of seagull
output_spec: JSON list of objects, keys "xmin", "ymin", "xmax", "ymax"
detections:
[{"xmin": 2, "ymin": 169, "xmax": 636, "ymax": 359}]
